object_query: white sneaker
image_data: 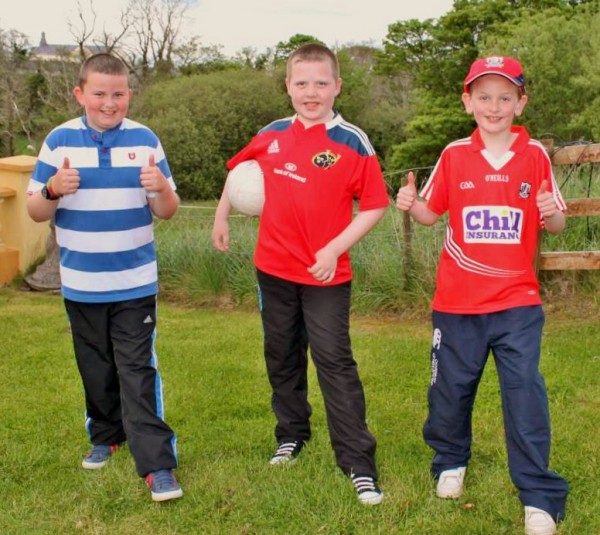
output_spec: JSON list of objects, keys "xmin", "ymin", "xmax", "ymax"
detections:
[
  {"xmin": 351, "ymin": 473, "xmax": 384, "ymax": 505},
  {"xmin": 436, "ymin": 466, "xmax": 466, "ymax": 498},
  {"xmin": 524, "ymin": 506, "xmax": 557, "ymax": 535},
  {"xmin": 269, "ymin": 440, "xmax": 304, "ymax": 465}
]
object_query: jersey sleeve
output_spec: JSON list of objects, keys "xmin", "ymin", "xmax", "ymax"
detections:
[
  {"xmin": 536, "ymin": 143, "xmax": 567, "ymax": 227},
  {"xmin": 226, "ymin": 135, "xmax": 265, "ymax": 170},
  {"xmin": 352, "ymin": 155, "xmax": 390, "ymax": 211},
  {"xmin": 419, "ymin": 149, "xmax": 451, "ymax": 216}
]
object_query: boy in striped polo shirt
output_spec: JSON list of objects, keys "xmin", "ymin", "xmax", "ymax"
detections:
[
  {"xmin": 396, "ymin": 56, "xmax": 568, "ymax": 535},
  {"xmin": 26, "ymin": 53, "xmax": 182, "ymax": 502}
]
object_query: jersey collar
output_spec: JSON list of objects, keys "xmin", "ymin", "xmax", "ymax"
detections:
[
  {"xmin": 471, "ymin": 125, "xmax": 531, "ymax": 154},
  {"xmin": 291, "ymin": 112, "xmax": 343, "ymax": 132}
]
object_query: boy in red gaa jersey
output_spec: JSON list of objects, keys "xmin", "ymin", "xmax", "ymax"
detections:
[
  {"xmin": 212, "ymin": 43, "xmax": 389, "ymax": 505},
  {"xmin": 396, "ymin": 56, "xmax": 568, "ymax": 535}
]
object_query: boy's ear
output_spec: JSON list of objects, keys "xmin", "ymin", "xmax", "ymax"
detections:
[
  {"xmin": 73, "ymin": 86, "xmax": 84, "ymax": 106},
  {"xmin": 461, "ymin": 92, "xmax": 473, "ymax": 114},
  {"xmin": 514, "ymin": 94, "xmax": 528, "ymax": 117},
  {"xmin": 335, "ymin": 77, "xmax": 342, "ymax": 97}
]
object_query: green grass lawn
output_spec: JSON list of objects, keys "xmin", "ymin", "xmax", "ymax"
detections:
[{"xmin": 0, "ymin": 288, "xmax": 599, "ymax": 534}]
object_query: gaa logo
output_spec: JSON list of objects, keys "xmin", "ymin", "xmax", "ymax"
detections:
[
  {"xmin": 312, "ymin": 150, "xmax": 341, "ymax": 169},
  {"xmin": 460, "ymin": 181, "xmax": 475, "ymax": 190}
]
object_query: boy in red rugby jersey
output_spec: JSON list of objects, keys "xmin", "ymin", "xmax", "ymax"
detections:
[
  {"xmin": 396, "ymin": 56, "xmax": 568, "ymax": 535},
  {"xmin": 212, "ymin": 43, "xmax": 389, "ymax": 505}
]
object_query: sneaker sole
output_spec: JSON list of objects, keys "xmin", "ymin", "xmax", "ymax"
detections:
[
  {"xmin": 81, "ymin": 460, "xmax": 108, "ymax": 470},
  {"xmin": 437, "ymin": 491, "xmax": 462, "ymax": 499},
  {"xmin": 359, "ymin": 492, "xmax": 384, "ymax": 506},
  {"xmin": 151, "ymin": 488, "xmax": 184, "ymax": 502},
  {"xmin": 269, "ymin": 456, "xmax": 299, "ymax": 466}
]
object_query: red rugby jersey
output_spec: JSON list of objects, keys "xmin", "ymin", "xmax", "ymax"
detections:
[
  {"xmin": 420, "ymin": 126, "xmax": 566, "ymax": 314},
  {"xmin": 227, "ymin": 114, "xmax": 390, "ymax": 286}
]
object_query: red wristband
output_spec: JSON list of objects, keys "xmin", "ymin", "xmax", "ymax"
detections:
[{"xmin": 47, "ymin": 179, "xmax": 59, "ymax": 198}]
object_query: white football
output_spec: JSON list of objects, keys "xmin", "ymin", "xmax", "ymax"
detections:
[{"xmin": 226, "ymin": 160, "xmax": 265, "ymax": 216}]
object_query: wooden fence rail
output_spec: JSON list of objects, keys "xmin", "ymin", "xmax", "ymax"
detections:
[{"xmin": 538, "ymin": 141, "xmax": 600, "ymax": 271}]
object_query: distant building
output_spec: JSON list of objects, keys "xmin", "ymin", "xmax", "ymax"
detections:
[{"xmin": 31, "ymin": 32, "xmax": 108, "ymax": 62}]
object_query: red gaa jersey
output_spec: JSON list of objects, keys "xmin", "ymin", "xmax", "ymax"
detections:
[
  {"xmin": 420, "ymin": 126, "xmax": 566, "ymax": 314},
  {"xmin": 228, "ymin": 114, "xmax": 389, "ymax": 285}
]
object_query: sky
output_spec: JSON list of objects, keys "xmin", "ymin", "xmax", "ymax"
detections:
[{"xmin": 2, "ymin": 0, "xmax": 454, "ymax": 56}]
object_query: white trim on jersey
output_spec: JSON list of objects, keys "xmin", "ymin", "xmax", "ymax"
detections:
[
  {"xmin": 481, "ymin": 149, "xmax": 515, "ymax": 170},
  {"xmin": 529, "ymin": 139, "xmax": 568, "ymax": 212},
  {"xmin": 444, "ymin": 226, "xmax": 527, "ymax": 278},
  {"xmin": 336, "ymin": 120, "xmax": 377, "ymax": 156},
  {"xmin": 420, "ymin": 137, "xmax": 472, "ymax": 200}
]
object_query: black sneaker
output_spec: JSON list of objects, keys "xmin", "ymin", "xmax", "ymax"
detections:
[
  {"xmin": 269, "ymin": 440, "xmax": 305, "ymax": 465},
  {"xmin": 351, "ymin": 473, "xmax": 384, "ymax": 505}
]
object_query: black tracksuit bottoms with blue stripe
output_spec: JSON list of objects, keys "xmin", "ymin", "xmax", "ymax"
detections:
[
  {"xmin": 65, "ymin": 295, "xmax": 178, "ymax": 478},
  {"xmin": 423, "ymin": 305, "xmax": 568, "ymax": 521},
  {"xmin": 257, "ymin": 269, "xmax": 378, "ymax": 479}
]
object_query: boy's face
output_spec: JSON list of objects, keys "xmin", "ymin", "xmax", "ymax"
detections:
[
  {"xmin": 73, "ymin": 72, "xmax": 132, "ymax": 132},
  {"xmin": 461, "ymin": 74, "xmax": 527, "ymax": 136},
  {"xmin": 285, "ymin": 59, "xmax": 342, "ymax": 128}
]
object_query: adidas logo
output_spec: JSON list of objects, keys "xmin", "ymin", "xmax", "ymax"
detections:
[
  {"xmin": 267, "ymin": 139, "xmax": 280, "ymax": 154},
  {"xmin": 143, "ymin": 315, "xmax": 154, "ymax": 324}
]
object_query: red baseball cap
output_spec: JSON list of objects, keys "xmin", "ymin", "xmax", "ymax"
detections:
[{"xmin": 463, "ymin": 56, "xmax": 525, "ymax": 94}]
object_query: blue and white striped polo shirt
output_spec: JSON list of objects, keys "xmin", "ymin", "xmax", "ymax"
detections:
[{"xmin": 28, "ymin": 116, "xmax": 176, "ymax": 303}]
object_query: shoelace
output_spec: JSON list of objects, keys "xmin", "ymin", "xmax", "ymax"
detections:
[
  {"xmin": 352, "ymin": 475, "xmax": 377, "ymax": 493},
  {"xmin": 149, "ymin": 470, "xmax": 176, "ymax": 489},
  {"xmin": 274, "ymin": 441, "xmax": 298, "ymax": 457},
  {"xmin": 88, "ymin": 445, "xmax": 111, "ymax": 458}
]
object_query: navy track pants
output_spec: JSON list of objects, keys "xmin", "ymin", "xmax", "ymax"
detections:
[{"xmin": 423, "ymin": 305, "xmax": 568, "ymax": 521}]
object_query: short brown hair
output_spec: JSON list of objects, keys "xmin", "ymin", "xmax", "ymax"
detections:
[
  {"xmin": 78, "ymin": 53, "xmax": 129, "ymax": 88},
  {"xmin": 286, "ymin": 43, "xmax": 339, "ymax": 79}
]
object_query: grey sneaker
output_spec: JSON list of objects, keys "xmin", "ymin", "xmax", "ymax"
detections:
[
  {"xmin": 269, "ymin": 440, "xmax": 304, "ymax": 465},
  {"xmin": 145, "ymin": 470, "xmax": 184, "ymax": 502},
  {"xmin": 81, "ymin": 443, "xmax": 120, "ymax": 470}
]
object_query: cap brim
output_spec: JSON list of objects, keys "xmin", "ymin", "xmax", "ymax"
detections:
[{"xmin": 464, "ymin": 72, "xmax": 525, "ymax": 93}]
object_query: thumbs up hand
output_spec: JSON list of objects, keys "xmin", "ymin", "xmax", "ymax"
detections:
[
  {"xmin": 140, "ymin": 154, "xmax": 168, "ymax": 194},
  {"xmin": 396, "ymin": 172, "xmax": 418, "ymax": 211},
  {"xmin": 536, "ymin": 180, "xmax": 558, "ymax": 219},
  {"xmin": 49, "ymin": 157, "xmax": 80, "ymax": 196}
]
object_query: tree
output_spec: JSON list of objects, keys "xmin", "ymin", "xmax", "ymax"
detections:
[
  {"xmin": 569, "ymin": 8, "xmax": 600, "ymax": 139},
  {"xmin": 68, "ymin": 0, "xmax": 132, "ymax": 60},
  {"xmin": 0, "ymin": 29, "xmax": 34, "ymax": 156},
  {"xmin": 481, "ymin": 3, "xmax": 598, "ymax": 141},
  {"xmin": 273, "ymin": 34, "xmax": 325, "ymax": 67},
  {"xmin": 135, "ymin": 69, "xmax": 290, "ymax": 199},
  {"xmin": 377, "ymin": 0, "xmax": 583, "ymax": 174},
  {"xmin": 125, "ymin": 0, "xmax": 193, "ymax": 79}
]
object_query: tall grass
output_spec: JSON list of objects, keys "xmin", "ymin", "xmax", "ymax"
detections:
[{"xmin": 155, "ymin": 164, "xmax": 600, "ymax": 314}]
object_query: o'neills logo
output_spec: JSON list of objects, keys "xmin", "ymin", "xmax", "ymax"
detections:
[
  {"xmin": 312, "ymin": 150, "xmax": 341, "ymax": 169},
  {"xmin": 462, "ymin": 205, "xmax": 523, "ymax": 243}
]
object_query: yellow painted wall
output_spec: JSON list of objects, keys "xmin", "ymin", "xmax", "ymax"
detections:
[{"xmin": 0, "ymin": 155, "xmax": 50, "ymax": 281}]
